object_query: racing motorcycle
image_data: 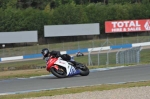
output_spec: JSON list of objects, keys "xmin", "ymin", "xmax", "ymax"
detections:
[
  {"xmin": 76, "ymin": 52, "xmax": 84, "ymax": 57},
  {"xmin": 46, "ymin": 57, "xmax": 89, "ymax": 78}
]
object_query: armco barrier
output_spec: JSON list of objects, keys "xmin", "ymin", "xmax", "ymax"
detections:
[
  {"xmin": 110, "ymin": 44, "xmax": 132, "ymax": 49},
  {"xmin": 67, "ymin": 48, "xmax": 88, "ymax": 54}
]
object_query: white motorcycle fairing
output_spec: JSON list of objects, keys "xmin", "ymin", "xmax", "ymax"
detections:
[{"xmin": 54, "ymin": 58, "xmax": 80, "ymax": 76}]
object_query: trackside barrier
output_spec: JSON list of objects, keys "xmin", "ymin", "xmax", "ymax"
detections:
[
  {"xmin": 67, "ymin": 48, "xmax": 88, "ymax": 54},
  {"xmin": 1, "ymin": 56, "xmax": 23, "ymax": 61},
  {"xmin": 23, "ymin": 51, "xmax": 67, "ymax": 59},
  {"xmin": 60, "ymin": 51, "xmax": 67, "ymax": 54},
  {"xmin": 110, "ymin": 44, "xmax": 132, "ymax": 49},
  {"xmin": 0, "ymin": 42, "xmax": 150, "ymax": 62},
  {"xmin": 132, "ymin": 42, "xmax": 150, "ymax": 47},
  {"xmin": 116, "ymin": 47, "xmax": 141, "ymax": 64},
  {"xmin": 0, "ymin": 51, "xmax": 67, "ymax": 62},
  {"xmin": 88, "ymin": 46, "xmax": 110, "ymax": 52},
  {"xmin": 23, "ymin": 54, "xmax": 42, "ymax": 59}
]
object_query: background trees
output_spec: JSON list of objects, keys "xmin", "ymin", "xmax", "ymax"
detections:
[{"xmin": 0, "ymin": 0, "xmax": 150, "ymax": 42}]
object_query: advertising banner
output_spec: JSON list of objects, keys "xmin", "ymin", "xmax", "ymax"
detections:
[
  {"xmin": 0, "ymin": 31, "xmax": 38, "ymax": 43},
  {"xmin": 105, "ymin": 19, "xmax": 150, "ymax": 33},
  {"xmin": 44, "ymin": 23, "xmax": 100, "ymax": 37}
]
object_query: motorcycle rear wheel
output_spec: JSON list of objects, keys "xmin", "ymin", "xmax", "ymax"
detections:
[{"xmin": 50, "ymin": 66, "xmax": 67, "ymax": 78}]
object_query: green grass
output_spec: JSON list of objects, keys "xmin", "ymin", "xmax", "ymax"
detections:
[
  {"xmin": 0, "ymin": 69, "xmax": 48, "ymax": 80},
  {"xmin": 1, "ymin": 35, "xmax": 150, "ymax": 57},
  {"xmin": 140, "ymin": 49, "xmax": 150, "ymax": 63},
  {"xmin": 0, "ymin": 59, "xmax": 45, "ymax": 68},
  {"xmin": 0, "ymin": 56, "xmax": 97, "ymax": 68},
  {"xmin": 0, "ymin": 45, "xmax": 149, "ymax": 75},
  {"xmin": 0, "ymin": 48, "xmax": 150, "ymax": 70},
  {"xmin": 0, "ymin": 65, "xmax": 108, "ymax": 80},
  {"xmin": 0, "ymin": 80, "xmax": 150, "ymax": 99},
  {"xmin": 0, "ymin": 44, "xmax": 150, "ymax": 98},
  {"xmin": 0, "ymin": 48, "xmax": 149, "ymax": 80}
]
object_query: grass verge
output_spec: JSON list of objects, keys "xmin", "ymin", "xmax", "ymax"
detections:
[
  {"xmin": 1, "ymin": 48, "xmax": 150, "ymax": 69},
  {"xmin": 0, "ymin": 80, "xmax": 150, "ymax": 99},
  {"xmin": 1, "ymin": 35, "xmax": 149, "ymax": 57},
  {"xmin": 0, "ymin": 65, "xmax": 119, "ymax": 80},
  {"xmin": 0, "ymin": 69, "xmax": 48, "ymax": 80}
]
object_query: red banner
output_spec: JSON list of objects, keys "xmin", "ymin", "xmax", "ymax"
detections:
[{"xmin": 105, "ymin": 19, "xmax": 150, "ymax": 33}]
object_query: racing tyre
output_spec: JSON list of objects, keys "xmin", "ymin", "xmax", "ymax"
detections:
[
  {"xmin": 76, "ymin": 54, "xmax": 79, "ymax": 57},
  {"xmin": 79, "ymin": 64, "xmax": 89, "ymax": 76},
  {"xmin": 50, "ymin": 66, "xmax": 67, "ymax": 78}
]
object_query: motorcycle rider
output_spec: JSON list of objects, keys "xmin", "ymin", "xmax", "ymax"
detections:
[
  {"xmin": 76, "ymin": 51, "xmax": 84, "ymax": 57},
  {"xmin": 41, "ymin": 48, "xmax": 80, "ymax": 70}
]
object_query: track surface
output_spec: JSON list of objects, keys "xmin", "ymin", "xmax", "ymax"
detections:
[{"xmin": 0, "ymin": 65, "xmax": 150, "ymax": 94}]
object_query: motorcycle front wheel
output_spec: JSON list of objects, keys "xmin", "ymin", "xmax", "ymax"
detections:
[
  {"xmin": 50, "ymin": 66, "xmax": 67, "ymax": 78},
  {"xmin": 79, "ymin": 64, "xmax": 90, "ymax": 76}
]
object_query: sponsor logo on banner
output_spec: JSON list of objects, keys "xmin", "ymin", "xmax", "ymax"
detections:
[
  {"xmin": 144, "ymin": 20, "xmax": 150, "ymax": 30},
  {"xmin": 105, "ymin": 19, "xmax": 150, "ymax": 33}
]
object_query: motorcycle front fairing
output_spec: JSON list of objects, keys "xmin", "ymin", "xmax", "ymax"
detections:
[{"xmin": 46, "ymin": 57, "xmax": 58, "ymax": 71}]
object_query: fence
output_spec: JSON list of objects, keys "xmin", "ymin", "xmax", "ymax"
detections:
[
  {"xmin": 88, "ymin": 47, "xmax": 142, "ymax": 66},
  {"xmin": 0, "ymin": 34, "xmax": 150, "ymax": 57},
  {"xmin": 88, "ymin": 48, "xmax": 117, "ymax": 66},
  {"xmin": 116, "ymin": 47, "xmax": 141, "ymax": 65}
]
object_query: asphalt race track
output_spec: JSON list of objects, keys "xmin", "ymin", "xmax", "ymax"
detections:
[{"xmin": 0, "ymin": 65, "xmax": 150, "ymax": 95}]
